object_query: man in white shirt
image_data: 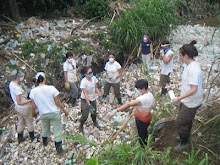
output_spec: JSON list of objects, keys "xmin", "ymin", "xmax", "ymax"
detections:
[
  {"xmin": 159, "ymin": 40, "xmax": 174, "ymax": 96},
  {"xmin": 63, "ymin": 52, "xmax": 78, "ymax": 106}
]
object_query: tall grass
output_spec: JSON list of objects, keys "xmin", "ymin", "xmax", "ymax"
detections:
[{"xmin": 110, "ymin": 0, "xmax": 181, "ymax": 53}]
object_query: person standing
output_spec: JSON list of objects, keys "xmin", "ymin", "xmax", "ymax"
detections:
[
  {"xmin": 108, "ymin": 79, "xmax": 154, "ymax": 147},
  {"xmin": 79, "ymin": 66, "xmax": 103, "ymax": 133},
  {"xmin": 30, "ymin": 72, "xmax": 68, "ymax": 154},
  {"xmin": 171, "ymin": 40, "xmax": 203, "ymax": 152},
  {"xmin": 103, "ymin": 52, "xmax": 122, "ymax": 105},
  {"xmin": 159, "ymin": 40, "xmax": 174, "ymax": 96},
  {"xmin": 63, "ymin": 52, "xmax": 78, "ymax": 106},
  {"xmin": 137, "ymin": 33, "xmax": 153, "ymax": 72},
  {"xmin": 9, "ymin": 70, "xmax": 35, "ymax": 144}
]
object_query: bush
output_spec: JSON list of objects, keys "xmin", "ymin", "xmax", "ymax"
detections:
[
  {"xmin": 84, "ymin": 0, "xmax": 109, "ymax": 19},
  {"xmin": 110, "ymin": 0, "xmax": 181, "ymax": 53}
]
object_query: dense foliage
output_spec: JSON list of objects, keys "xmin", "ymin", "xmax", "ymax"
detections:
[{"xmin": 110, "ymin": 0, "xmax": 181, "ymax": 53}]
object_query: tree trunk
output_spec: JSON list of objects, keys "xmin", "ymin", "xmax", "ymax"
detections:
[{"xmin": 9, "ymin": 0, "xmax": 21, "ymax": 23}]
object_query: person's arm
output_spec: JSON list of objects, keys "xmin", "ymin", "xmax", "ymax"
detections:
[
  {"xmin": 138, "ymin": 44, "xmax": 142, "ymax": 56},
  {"xmin": 82, "ymin": 88, "xmax": 91, "ymax": 106},
  {"xmin": 150, "ymin": 43, "xmax": 153, "ymax": 58},
  {"xmin": 30, "ymin": 100, "xmax": 37, "ymax": 117},
  {"xmin": 173, "ymin": 84, "xmax": 198, "ymax": 102},
  {"xmin": 64, "ymin": 71, "xmax": 68, "ymax": 82},
  {"xmin": 95, "ymin": 84, "xmax": 101, "ymax": 96},
  {"xmin": 54, "ymin": 95, "xmax": 68, "ymax": 115},
  {"xmin": 116, "ymin": 68, "xmax": 122, "ymax": 78},
  {"xmin": 116, "ymin": 100, "xmax": 140, "ymax": 112},
  {"xmin": 16, "ymin": 95, "xmax": 31, "ymax": 105},
  {"xmin": 162, "ymin": 53, "xmax": 174, "ymax": 64}
]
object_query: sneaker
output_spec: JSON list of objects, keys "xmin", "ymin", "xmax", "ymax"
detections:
[{"xmin": 173, "ymin": 143, "xmax": 189, "ymax": 152}]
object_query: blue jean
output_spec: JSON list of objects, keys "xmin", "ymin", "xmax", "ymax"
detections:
[{"xmin": 135, "ymin": 117, "xmax": 150, "ymax": 147}]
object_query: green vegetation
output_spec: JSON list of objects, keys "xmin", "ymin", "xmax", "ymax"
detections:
[
  {"xmin": 110, "ymin": 0, "xmax": 181, "ymax": 53},
  {"xmin": 84, "ymin": 0, "xmax": 109, "ymax": 19}
]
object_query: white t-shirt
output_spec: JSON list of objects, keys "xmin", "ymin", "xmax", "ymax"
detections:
[
  {"xmin": 161, "ymin": 49, "xmax": 174, "ymax": 75},
  {"xmin": 135, "ymin": 92, "xmax": 154, "ymax": 113},
  {"xmin": 63, "ymin": 60, "xmax": 77, "ymax": 83},
  {"xmin": 80, "ymin": 77, "xmax": 98, "ymax": 101},
  {"xmin": 9, "ymin": 81, "xmax": 29, "ymax": 108},
  {"xmin": 29, "ymin": 85, "xmax": 60, "ymax": 115},
  {"xmin": 104, "ymin": 61, "xmax": 121, "ymax": 83},
  {"xmin": 181, "ymin": 61, "xmax": 203, "ymax": 108}
]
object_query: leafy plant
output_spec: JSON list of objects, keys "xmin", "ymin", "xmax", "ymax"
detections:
[
  {"xmin": 84, "ymin": 0, "xmax": 109, "ymax": 19},
  {"xmin": 110, "ymin": 0, "xmax": 181, "ymax": 53}
]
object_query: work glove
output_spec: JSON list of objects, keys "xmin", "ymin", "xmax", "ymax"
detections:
[
  {"xmin": 65, "ymin": 82, "xmax": 70, "ymax": 90},
  {"xmin": 171, "ymin": 97, "xmax": 179, "ymax": 103},
  {"xmin": 107, "ymin": 109, "xmax": 118, "ymax": 117},
  {"xmin": 88, "ymin": 105, "xmax": 95, "ymax": 114},
  {"xmin": 99, "ymin": 95, "xmax": 103, "ymax": 101},
  {"xmin": 78, "ymin": 73, "xmax": 82, "ymax": 80},
  {"xmin": 64, "ymin": 109, "xmax": 69, "ymax": 116}
]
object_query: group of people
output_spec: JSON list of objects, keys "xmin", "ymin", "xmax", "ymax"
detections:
[{"xmin": 9, "ymin": 33, "xmax": 203, "ymax": 154}]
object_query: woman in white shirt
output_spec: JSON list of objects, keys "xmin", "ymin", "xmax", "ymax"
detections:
[
  {"xmin": 171, "ymin": 40, "xmax": 203, "ymax": 152},
  {"xmin": 159, "ymin": 40, "xmax": 174, "ymax": 95},
  {"xmin": 79, "ymin": 66, "xmax": 103, "ymax": 133},
  {"xmin": 30, "ymin": 72, "xmax": 68, "ymax": 154},
  {"xmin": 103, "ymin": 52, "xmax": 122, "ymax": 104},
  {"xmin": 9, "ymin": 70, "xmax": 34, "ymax": 144},
  {"xmin": 109, "ymin": 79, "xmax": 154, "ymax": 147}
]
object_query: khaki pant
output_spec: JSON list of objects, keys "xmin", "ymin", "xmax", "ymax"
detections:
[
  {"xmin": 104, "ymin": 81, "xmax": 121, "ymax": 98},
  {"xmin": 80, "ymin": 99, "xmax": 97, "ymax": 124},
  {"xmin": 176, "ymin": 103, "xmax": 199, "ymax": 136},
  {"xmin": 142, "ymin": 54, "xmax": 151, "ymax": 71},
  {"xmin": 69, "ymin": 82, "xmax": 78, "ymax": 99},
  {"xmin": 40, "ymin": 112, "xmax": 62, "ymax": 142},
  {"xmin": 15, "ymin": 106, "xmax": 34, "ymax": 134},
  {"xmin": 159, "ymin": 73, "xmax": 170, "ymax": 88}
]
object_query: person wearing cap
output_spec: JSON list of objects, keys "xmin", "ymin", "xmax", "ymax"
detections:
[
  {"xmin": 79, "ymin": 66, "xmax": 103, "ymax": 133},
  {"xmin": 137, "ymin": 33, "xmax": 153, "ymax": 72},
  {"xmin": 103, "ymin": 52, "xmax": 122, "ymax": 105},
  {"xmin": 63, "ymin": 52, "xmax": 79, "ymax": 107},
  {"xmin": 9, "ymin": 70, "xmax": 35, "ymax": 144},
  {"xmin": 159, "ymin": 40, "xmax": 174, "ymax": 96},
  {"xmin": 29, "ymin": 72, "xmax": 68, "ymax": 154}
]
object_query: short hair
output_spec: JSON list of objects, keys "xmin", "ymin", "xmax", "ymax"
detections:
[
  {"xmin": 179, "ymin": 40, "xmax": 198, "ymax": 59},
  {"xmin": 81, "ymin": 66, "xmax": 91, "ymax": 76},
  {"xmin": 66, "ymin": 52, "xmax": 73, "ymax": 58},
  {"xmin": 10, "ymin": 70, "xmax": 24, "ymax": 79},
  {"xmin": 135, "ymin": 79, "xmax": 148, "ymax": 90},
  {"xmin": 144, "ymin": 33, "xmax": 149, "ymax": 36},
  {"xmin": 108, "ymin": 51, "xmax": 115, "ymax": 56},
  {"xmin": 161, "ymin": 40, "xmax": 170, "ymax": 45}
]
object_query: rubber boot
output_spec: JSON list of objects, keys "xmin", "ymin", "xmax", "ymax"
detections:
[
  {"xmin": 161, "ymin": 88, "xmax": 168, "ymax": 96},
  {"xmin": 55, "ymin": 141, "xmax": 63, "ymax": 155},
  {"xmin": 92, "ymin": 115, "xmax": 101, "ymax": 129},
  {"xmin": 79, "ymin": 122, "xmax": 84, "ymax": 133},
  {"xmin": 174, "ymin": 134, "xmax": 189, "ymax": 152},
  {"xmin": 117, "ymin": 98, "xmax": 122, "ymax": 105},
  {"xmin": 43, "ymin": 137, "xmax": 48, "ymax": 146},
  {"xmin": 29, "ymin": 131, "xmax": 35, "ymax": 142},
  {"xmin": 18, "ymin": 132, "xmax": 24, "ymax": 144},
  {"xmin": 72, "ymin": 98, "xmax": 76, "ymax": 107}
]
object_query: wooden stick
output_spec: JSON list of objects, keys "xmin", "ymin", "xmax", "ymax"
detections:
[
  {"xmin": 12, "ymin": 52, "xmax": 37, "ymax": 73},
  {"xmin": 110, "ymin": 112, "xmax": 134, "ymax": 143}
]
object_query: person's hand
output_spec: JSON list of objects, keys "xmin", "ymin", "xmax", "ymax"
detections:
[
  {"xmin": 107, "ymin": 109, "xmax": 118, "ymax": 117},
  {"xmin": 171, "ymin": 97, "xmax": 180, "ymax": 103},
  {"xmin": 64, "ymin": 109, "xmax": 69, "ymax": 116},
  {"xmin": 99, "ymin": 95, "xmax": 103, "ymax": 101},
  {"xmin": 88, "ymin": 105, "xmax": 95, "ymax": 114},
  {"xmin": 65, "ymin": 82, "xmax": 70, "ymax": 90}
]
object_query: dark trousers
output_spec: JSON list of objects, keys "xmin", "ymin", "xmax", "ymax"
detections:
[
  {"xmin": 104, "ymin": 81, "xmax": 121, "ymax": 98},
  {"xmin": 176, "ymin": 103, "xmax": 200, "ymax": 144},
  {"xmin": 135, "ymin": 117, "xmax": 150, "ymax": 147},
  {"xmin": 80, "ymin": 99, "xmax": 97, "ymax": 124}
]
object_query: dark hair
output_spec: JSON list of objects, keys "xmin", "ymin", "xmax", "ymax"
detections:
[
  {"xmin": 144, "ymin": 33, "xmax": 148, "ymax": 36},
  {"xmin": 81, "ymin": 66, "xmax": 90, "ymax": 77},
  {"xmin": 135, "ymin": 79, "xmax": 148, "ymax": 90},
  {"xmin": 66, "ymin": 52, "xmax": 73, "ymax": 58},
  {"xmin": 36, "ymin": 71, "xmax": 45, "ymax": 85},
  {"xmin": 161, "ymin": 40, "xmax": 170, "ymax": 45},
  {"xmin": 108, "ymin": 51, "xmax": 115, "ymax": 56},
  {"xmin": 179, "ymin": 40, "xmax": 198, "ymax": 59}
]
